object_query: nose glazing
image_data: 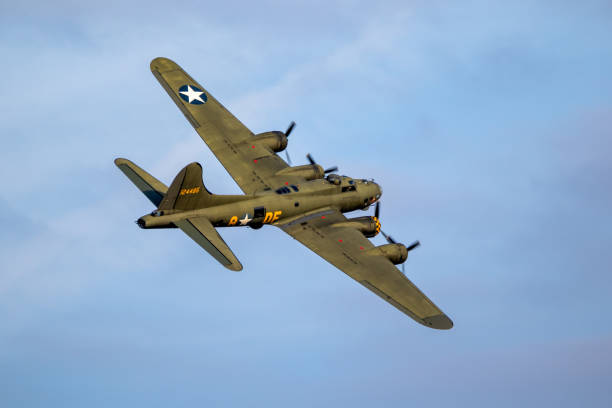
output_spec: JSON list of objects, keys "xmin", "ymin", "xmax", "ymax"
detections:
[{"xmin": 375, "ymin": 182, "xmax": 382, "ymax": 199}]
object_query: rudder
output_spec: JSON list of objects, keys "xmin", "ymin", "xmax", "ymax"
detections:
[{"xmin": 158, "ymin": 162, "xmax": 215, "ymax": 211}]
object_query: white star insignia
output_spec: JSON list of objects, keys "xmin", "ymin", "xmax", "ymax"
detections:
[
  {"xmin": 180, "ymin": 85, "xmax": 205, "ymax": 104},
  {"xmin": 239, "ymin": 214, "xmax": 252, "ymax": 226}
]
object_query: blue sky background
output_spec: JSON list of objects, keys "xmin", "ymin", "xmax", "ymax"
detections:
[{"xmin": 1, "ymin": 1, "xmax": 611, "ymax": 406}]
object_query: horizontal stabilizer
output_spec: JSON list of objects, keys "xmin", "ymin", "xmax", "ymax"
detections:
[
  {"xmin": 175, "ymin": 217, "xmax": 243, "ymax": 271},
  {"xmin": 115, "ymin": 158, "xmax": 167, "ymax": 206}
]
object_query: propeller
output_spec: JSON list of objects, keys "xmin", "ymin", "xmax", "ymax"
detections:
[
  {"xmin": 285, "ymin": 121, "xmax": 296, "ymax": 137},
  {"xmin": 375, "ymin": 202, "xmax": 420, "ymax": 274},
  {"xmin": 406, "ymin": 240, "xmax": 421, "ymax": 252},
  {"xmin": 281, "ymin": 123, "xmax": 338, "ymax": 173},
  {"xmin": 376, "ymin": 203, "xmax": 397, "ymax": 243},
  {"xmin": 306, "ymin": 153, "xmax": 338, "ymax": 174},
  {"xmin": 285, "ymin": 150, "xmax": 292, "ymax": 166},
  {"xmin": 380, "ymin": 229, "xmax": 397, "ymax": 244},
  {"xmin": 284, "ymin": 121, "xmax": 295, "ymax": 165}
]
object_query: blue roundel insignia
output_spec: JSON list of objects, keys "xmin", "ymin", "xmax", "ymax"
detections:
[{"xmin": 178, "ymin": 84, "xmax": 207, "ymax": 105}]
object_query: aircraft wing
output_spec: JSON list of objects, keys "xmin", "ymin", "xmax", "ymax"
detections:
[
  {"xmin": 150, "ymin": 57, "xmax": 303, "ymax": 194},
  {"xmin": 277, "ymin": 208, "xmax": 453, "ymax": 329}
]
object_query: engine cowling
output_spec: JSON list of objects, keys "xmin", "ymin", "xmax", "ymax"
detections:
[
  {"xmin": 368, "ymin": 243, "xmax": 408, "ymax": 265},
  {"xmin": 332, "ymin": 216, "xmax": 381, "ymax": 238},
  {"xmin": 252, "ymin": 131, "xmax": 287, "ymax": 152},
  {"xmin": 275, "ymin": 164, "xmax": 325, "ymax": 180}
]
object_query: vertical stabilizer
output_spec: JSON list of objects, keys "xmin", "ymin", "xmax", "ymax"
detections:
[{"xmin": 158, "ymin": 162, "xmax": 215, "ymax": 211}]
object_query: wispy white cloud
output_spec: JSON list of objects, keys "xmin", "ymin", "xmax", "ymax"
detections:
[{"xmin": 2, "ymin": 1, "xmax": 612, "ymax": 406}]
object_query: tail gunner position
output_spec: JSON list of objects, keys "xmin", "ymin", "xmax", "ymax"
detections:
[{"xmin": 116, "ymin": 58, "xmax": 453, "ymax": 330}]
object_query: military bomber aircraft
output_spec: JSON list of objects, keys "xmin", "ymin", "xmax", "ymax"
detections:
[{"xmin": 116, "ymin": 57, "xmax": 453, "ymax": 330}]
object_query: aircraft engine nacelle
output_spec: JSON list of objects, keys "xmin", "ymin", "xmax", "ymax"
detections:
[
  {"xmin": 275, "ymin": 164, "xmax": 325, "ymax": 180},
  {"xmin": 252, "ymin": 131, "xmax": 288, "ymax": 152},
  {"xmin": 368, "ymin": 243, "xmax": 408, "ymax": 265},
  {"xmin": 332, "ymin": 216, "xmax": 381, "ymax": 238}
]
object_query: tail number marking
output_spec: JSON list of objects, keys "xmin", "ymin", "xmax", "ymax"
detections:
[{"xmin": 180, "ymin": 187, "xmax": 201, "ymax": 196}]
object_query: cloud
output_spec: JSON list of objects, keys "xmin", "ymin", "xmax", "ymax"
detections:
[{"xmin": 2, "ymin": 1, "xmax": 612, "ymax": 407}]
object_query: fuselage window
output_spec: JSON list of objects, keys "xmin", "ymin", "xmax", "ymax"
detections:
[
  {"xmin": 341, "ymin": 185, "xmax": 356, "ymax": 192},
  {"xmin": 275, "ymin": 186, "xmax": 292, "ymax": 194}
]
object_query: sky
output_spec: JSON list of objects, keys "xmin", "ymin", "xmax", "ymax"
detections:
[{"xmin": 1, "ymin": 0, "xmax": 611, "ymax": 406}]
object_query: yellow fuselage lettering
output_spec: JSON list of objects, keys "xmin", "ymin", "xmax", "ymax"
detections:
[
  {"xmin": 272, "ymin": 210, "xmax": 282, "ymax": 223},
  {"xmin": 263, "ymin": 210, "xmax": 282, "ymax": 224}
]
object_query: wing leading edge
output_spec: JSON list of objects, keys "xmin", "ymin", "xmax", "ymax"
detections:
[
  {"xmin": 115, "ymin": 158, "xmax": 167, "ymax": 206},
  {"xmin": 277, "ymin": 209, "xmax": 453, "ymax": 329},
  {"xmin": 150, "ymin": 57, "xmax": 304, "ymax": 194}
]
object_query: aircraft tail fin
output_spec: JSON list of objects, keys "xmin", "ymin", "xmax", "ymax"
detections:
[
  {"xmin": 116, "ymin": 159, "xmax": 241, "ymax": 270},
  {"xmin": 162, "ymin": 164, "xmax": 243, "ymax": 270},
  {"xmin": 115, "ymin": 158, "xmax": 167, "ymax": 206},
  {"xmin": 158, "ymin": 162, "xmax": 217, "ymax": 211}
]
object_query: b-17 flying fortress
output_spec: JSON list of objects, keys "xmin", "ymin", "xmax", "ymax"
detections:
[{"xmin": 116, "ymin": 57, "xmax": 452, "ymax": 329}]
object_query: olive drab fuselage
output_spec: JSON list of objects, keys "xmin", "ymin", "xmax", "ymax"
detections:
[{"xmin": 138, "ymin": 175, "xmax": 382, "ymax": 230}]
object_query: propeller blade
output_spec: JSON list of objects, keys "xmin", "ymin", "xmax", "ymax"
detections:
[
  {"xmin": 381, "ymin": 230, "xmax": 396, "ymax": 244},
  {"xmin": 285, "ymin": 121, "xmax": 296, "ymax": 137},
  {"xmin": 407, "ymin": 240, "xmax": 421, "ymax": 252},
  {"xmin": 307, "ymin": 153, "xmax": 338, "ymax": 174},
  {"xmin": 374, "ymin": 202, "xmax": 380, "ymax": 219},
  {"xmin": 402, "ymin": 263, "xmax": 405, "ymax": 274},
  {"xmin": 306, "ymin": 153, "xmax": 316, "ymax": 165},
  {"xmin": 285, "ymin": 150, "xmax": 292, "ymax": 166}
]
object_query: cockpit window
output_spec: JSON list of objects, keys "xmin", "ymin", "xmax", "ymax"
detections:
[{"xmin": 290, "ymin": 185, "xmax": 299, "ymax": 192}]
